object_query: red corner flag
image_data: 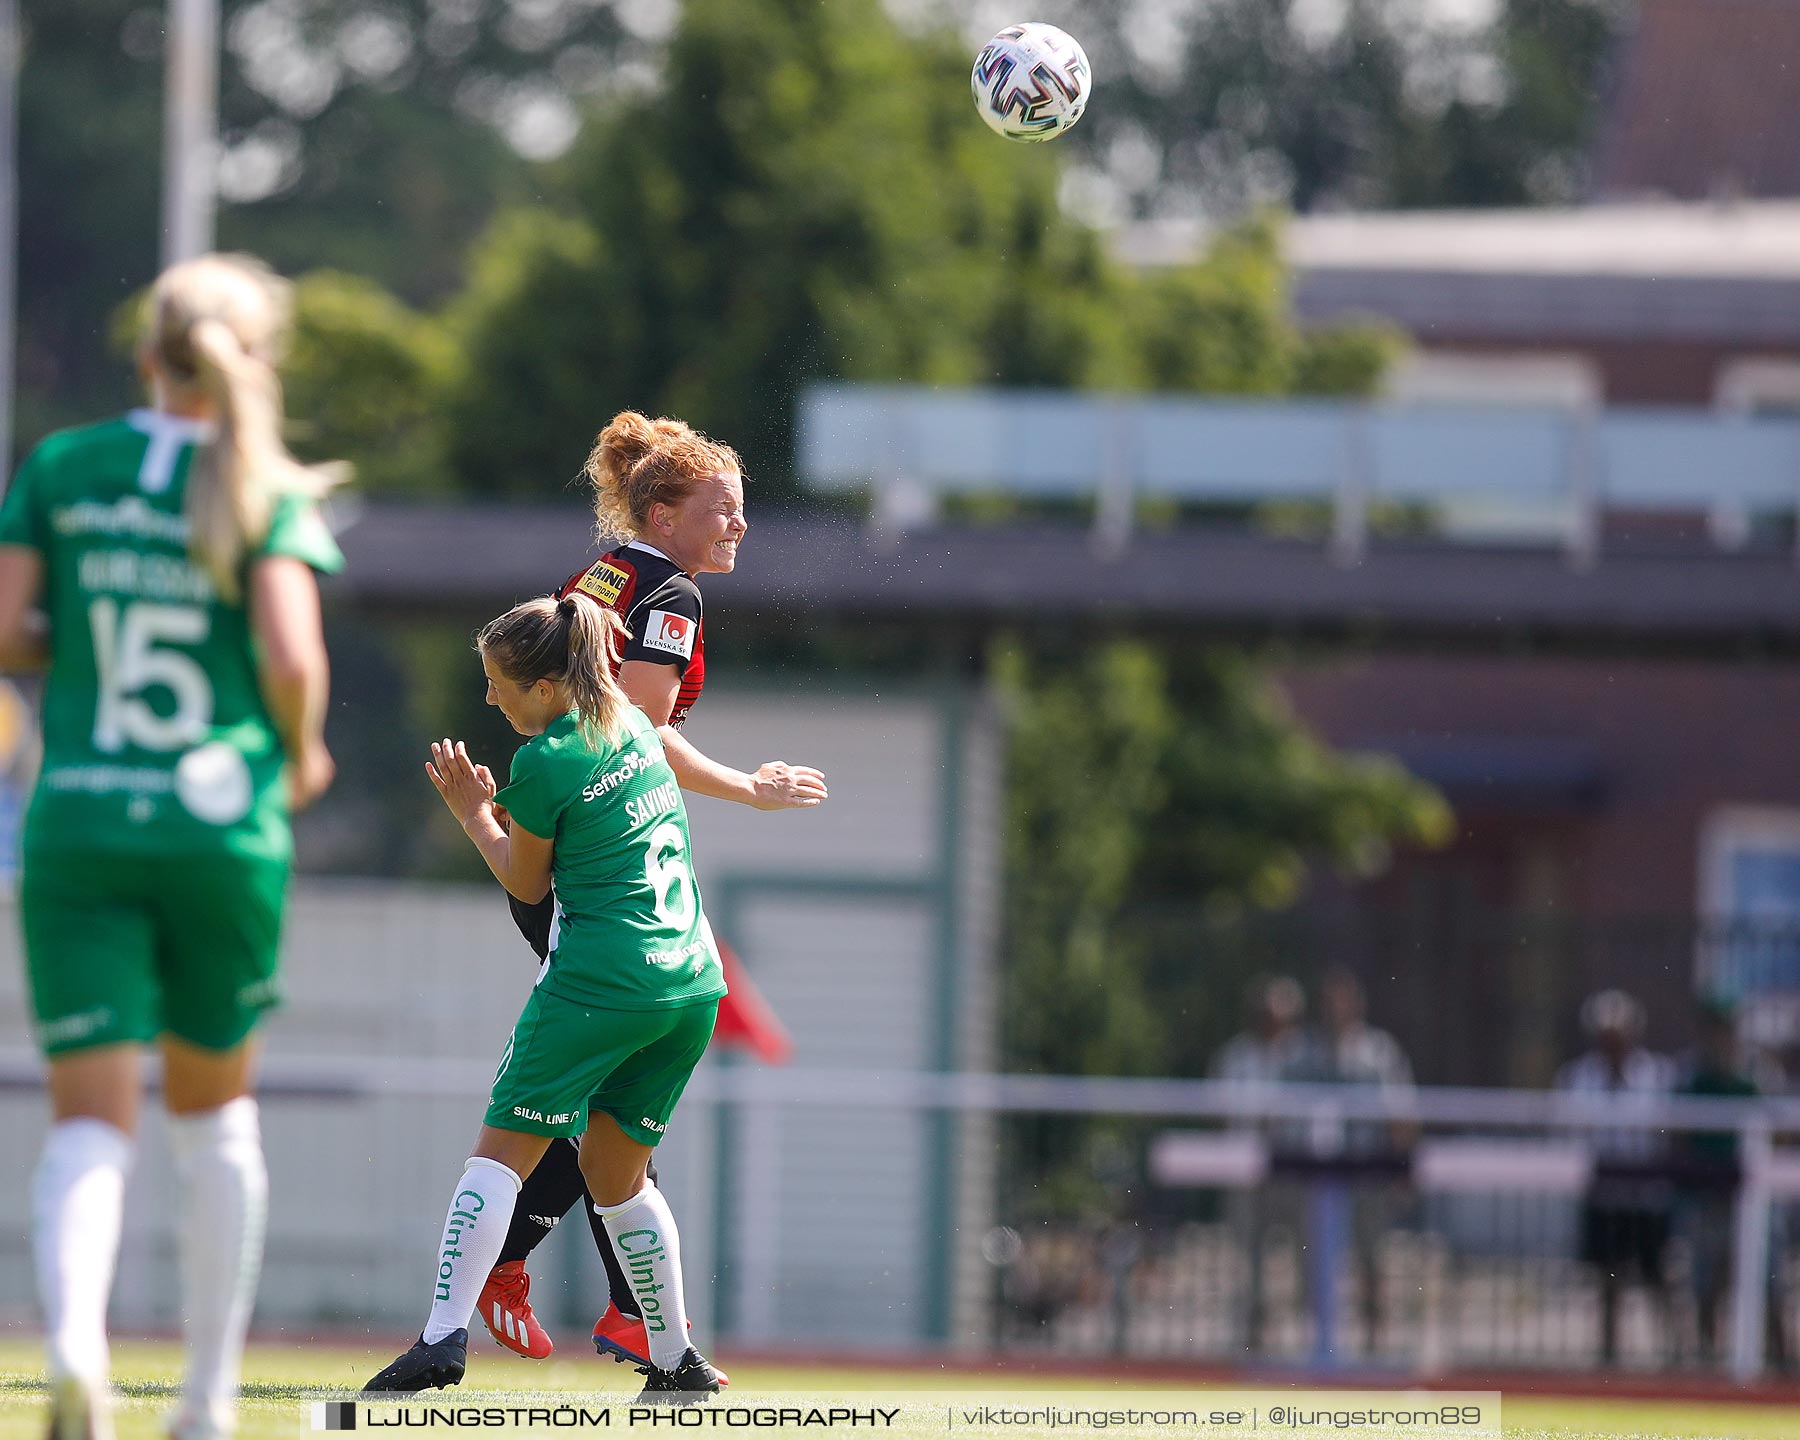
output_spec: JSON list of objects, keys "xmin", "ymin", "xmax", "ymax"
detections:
[{"xmin": 710, "ymin": 934, "xmax": 793, "ymax": 1065}]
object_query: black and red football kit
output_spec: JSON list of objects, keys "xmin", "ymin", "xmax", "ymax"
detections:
[
  {"xmin": 556, "ymin": 542, "xmax": 707, "ymax": 727},
  {"xmin": 507, "ymin": 542, "xmax": 706, "ymax": 958}
]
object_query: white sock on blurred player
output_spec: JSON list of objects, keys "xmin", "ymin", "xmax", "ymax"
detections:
[
  {"xmin": 422, "ymin": 1158, "xmax": 522, "ymax": 1343},
  {"xmin": 168, "ymin": 1096, "xmax": 267, "ymax": 1440},
  {"xmin": 594, "ymin": 1182, "xmax": 690, "ymax": 1371},
  {"xmin": 32, "ymin": 1117, "xmax": 133, "ymax": 1386}
]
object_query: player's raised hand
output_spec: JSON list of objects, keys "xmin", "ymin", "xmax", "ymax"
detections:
[
  {"xmin": 426, "ymin": 738, "xmax": 498, "ymax": 830},
  {"xmin": 749, "ymin": 760, "xmax": 828, "ymax": 811}
]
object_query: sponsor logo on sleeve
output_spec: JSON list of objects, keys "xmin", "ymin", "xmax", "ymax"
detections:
[
  {"xmin": 574, "ymin": 561, "xmax": 630, "ymax": 606},
  {"xmin": 641, "ymin": 609, "xmax": 696, "ymax": 659}
]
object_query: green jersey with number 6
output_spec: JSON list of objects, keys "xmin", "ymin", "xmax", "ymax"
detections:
[
  {"xmin": 494, "ymin": 707, "xmax": 725, "ymax": 1011},
  {"xmin": 0, "ymin": 410, "xmax": 344, "ymax": 862}
]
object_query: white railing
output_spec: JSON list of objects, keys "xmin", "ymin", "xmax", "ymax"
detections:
[
  {"xmin": 799, "ymin": 384, "xmax": 1800, "ymax": 563},
  {"xmin": 2, "ymin": 1052, "xmax": 1794, "ymax": 1378}
]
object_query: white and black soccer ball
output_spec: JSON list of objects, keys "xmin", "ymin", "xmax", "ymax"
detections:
[{"xmin": 971, "ymin": 22, "xmax": 1091, "ymax": 143}]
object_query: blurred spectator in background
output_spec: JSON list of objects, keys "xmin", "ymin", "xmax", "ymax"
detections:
[
  {"xmin": 1557, "ymin": 989, "xmax": 1676, "ymax": 1366},
  {"xmin": 1283, "ymin": 968, "xmax": 1417, "ymax": 1353},
  {"xmin": 1214, "ymin": 974, "xmax": 1306, "ymax": 1086},
  {"xmin": 1673, "ymin": 992, "xmax": 1790, "ymax": 1370},
  {"xmin": 1210, "ymin": 974, "xmax": 1307, "ymax": 1351},
  {"xmin": 1284, "ymin": 968, "xmax": 1419, "ymax": 1150}
]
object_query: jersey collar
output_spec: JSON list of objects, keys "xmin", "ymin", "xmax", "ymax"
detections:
[
  {"xmin": 128, "ymin": 408, "xmax": 216, "ymax": 444},
  {"xmin": 626, "ymin": 540, "xmax": 676, "ymax": 565}
]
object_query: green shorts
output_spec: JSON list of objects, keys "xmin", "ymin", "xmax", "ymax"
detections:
[
  {"xmin": 485, "ymin": 987, "xmax": 718, "ymax": 1144},
  {"xmin": 21, "ymin": 849, "xmax": 289, "ymax": 1056}
]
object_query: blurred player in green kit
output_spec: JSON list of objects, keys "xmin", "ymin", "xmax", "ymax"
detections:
[
  {"xmin": 0, "ymin": 255, "xmax": 343, "ymax": 1440},
  {"xmin": 362, "ymin": 592, "xmax": 726, "ymax": 1404}
]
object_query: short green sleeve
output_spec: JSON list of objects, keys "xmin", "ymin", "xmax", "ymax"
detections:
[
  {"xmin": 0, "ymin": 446, "xmax": 51, "ymax": 552},
  {"xmin": 257, "ymin": 494, "xmax": 345, "ymax": 575},
  {"xmin": 495, "ymin": 739, "xmax": 563, "ymax": 840}
]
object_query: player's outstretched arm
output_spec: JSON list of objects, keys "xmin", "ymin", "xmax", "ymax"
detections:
[
  {"xmin": 618, "ymin": 657, "xmax": 827, "ymax": 810},
  {"xmin": 659, "ymin": 725, "xmax": 828, "ymax": 810},
  {"xmin": 426, "ymin": 738, "xmax": 553, "ymax": 901}
]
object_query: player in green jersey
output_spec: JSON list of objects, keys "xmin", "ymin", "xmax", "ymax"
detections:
[
  {"xmin": 363, "ymin": 593, "xmax": 727, "ymax": 1404},
  {"xmin": 0, "ymin": 255, "xmax": 342, "ymax": 1440}
]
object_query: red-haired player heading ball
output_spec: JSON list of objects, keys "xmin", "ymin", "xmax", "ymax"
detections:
[{"xmin": 485, "ymin": 411, "xmax": 824, "ymax": 1370}]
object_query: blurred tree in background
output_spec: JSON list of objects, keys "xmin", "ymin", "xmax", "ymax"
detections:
[
  {"xmin": 1032, "ymin": 0, "xmax": 1628, "ymax": 220},
  {"xmin": 18, "ymin": 0, "xmax": 655, "ymax": 437},
  {"xmin": 17, "ymin": 0, "xmax": 1616, "ymax": 463},
  {"xmin": 448, "ymin": 0, "xmax": 1117, "ymax": 492},
  {"xmin": 997, "ymin": 640, "xmax": 1452, "ymax": 1081},
  {"xmin": 282, "ymin": 272, "xmax": 455, "ymax": 494},
  {"xmin": 994, "ymin": 638, "xmax": 1450, "ymax": 1218},
  {"xmin": 210, "ymin": 0, "xmax": 678, "ymax": 298},
  {"xmin": 16, "ymin": 2, "xmax": 165, "ymax": 442},
  {"xmin": 444, "ymin": 0, "xmax": 1400, "ymax": 497}
]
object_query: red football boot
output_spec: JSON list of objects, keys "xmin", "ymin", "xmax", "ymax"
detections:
[
  {"xmin": 477, "ymin": 1260, "xmax": 554, "ymax": 1359},
  {"xmin": 592, "ymin": 1305, "xmax": 727, "ymax": 1386}
]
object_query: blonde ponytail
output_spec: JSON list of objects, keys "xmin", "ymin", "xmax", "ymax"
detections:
[
  {"xmin": 477, "ymin": 595, "xmax": 633, "ymax": 748},
  {"xmin": 144, "ymin": 254, "xmax": 345, "ymax": 602}
]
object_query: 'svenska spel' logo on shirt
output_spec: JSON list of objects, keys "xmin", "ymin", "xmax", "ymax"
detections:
[{"xmin": 642, "ymin": 609, "xmax": 695, "ymax": 659}]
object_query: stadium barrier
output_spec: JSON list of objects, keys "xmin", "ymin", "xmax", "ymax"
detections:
[
  {"xmin": 797, "ymin": 383, "xmax": 1800, "ymax": 563},
  {"xmin": 1, "ymin": 1054, "xmax": 1794, "ymax": 1380}
]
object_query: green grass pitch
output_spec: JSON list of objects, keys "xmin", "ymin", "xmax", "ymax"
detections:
[{"xmin": 0, "ymin": 1338, "xmax": 1792, "ymax": 1440}]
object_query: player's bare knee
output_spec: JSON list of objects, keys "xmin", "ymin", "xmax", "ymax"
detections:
[
  {"xmin": 161, "ymin": 1036, "xmax": 257, "ymax": 1115},
  {"xmin": 578, "ymin": 1136, "xmax": 650, "ymax": 1208}
]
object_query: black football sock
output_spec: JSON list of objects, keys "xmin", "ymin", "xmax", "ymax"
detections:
[
  {"xmin": 497, "ymin": 1138, "xmax": 587, "ymax": 1266},
  {"xmin": 587, "ymin": 1157, "xmax": 657, "ymax": 1319}
]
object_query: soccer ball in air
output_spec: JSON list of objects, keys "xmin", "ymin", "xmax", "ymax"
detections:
[{"xmin": 971, "ymin": 23, "xmax": 1091, "ymax": 143}]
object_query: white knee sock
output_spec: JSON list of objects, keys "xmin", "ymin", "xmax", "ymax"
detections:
[
  {"xmin": 32, "ymin": 1118, "xmax": 134, "ymax": 1387},
  {"xmin": 167, "ymin": 1097, "xmax": 267, "ymax": 1440},
  {"xmin": 595, "ymin": 1183, "xmax": 691, "ymax": 1371},
  {"xmin": 423, "ymin": 1158, "xmax": 521, "ymax": 1343}
]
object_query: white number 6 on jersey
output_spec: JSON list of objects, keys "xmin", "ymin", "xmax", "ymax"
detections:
[{"xmin": 644, "ymin": 819, "xmax": 694, "ymax": 930}]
